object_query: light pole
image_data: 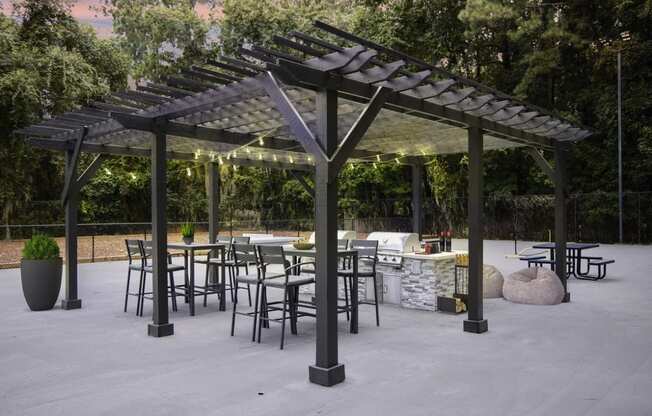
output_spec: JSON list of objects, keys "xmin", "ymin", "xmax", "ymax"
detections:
[{"xmin": 617, "ymin": 31, "xmax": 630, "ymax": 244}]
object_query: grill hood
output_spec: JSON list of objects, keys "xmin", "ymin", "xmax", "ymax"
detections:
[
  {"xmin": 366, "ymin": 232, "xmax": 420, "ymax": 253},
  {"xmin": 308, "ymin": 230, "xmax": 357, "ymax": 243}
]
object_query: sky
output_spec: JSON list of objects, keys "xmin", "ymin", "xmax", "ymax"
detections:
[{"xmin": 0, "ymin": 0, "xmax": 216, "ymax": 38}]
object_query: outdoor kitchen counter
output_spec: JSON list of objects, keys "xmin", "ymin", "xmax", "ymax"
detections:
[{"xmin": 397, "ymin": 250, "xmax": 466, "ymax": 311}]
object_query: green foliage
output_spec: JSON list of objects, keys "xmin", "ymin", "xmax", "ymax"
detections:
[
  {"xmin": 0, "ymin": 0, "xmax": 129, "ymax": 230},
  {"xmin": 219, "ymin": 0, "xmax": 360, "ymax": 55},
  {"xmin": 100, "ymin": 0, "xmax": 213, "ymax": 80},
  {"xmin": 22, "ymin": 234, "xmax": 60, "ymax": 260},
  {"xmin": 180, "ymin": 222, "xmax": 194, "ymax": 238}
]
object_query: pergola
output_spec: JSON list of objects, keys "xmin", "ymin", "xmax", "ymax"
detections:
[{"xmin": 18, "ymin": 21, "xmax": 592, "ymax": 386}]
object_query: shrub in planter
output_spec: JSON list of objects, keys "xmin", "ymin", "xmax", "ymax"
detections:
[
  {"xmin": 181, "ymin": 222, "xmax": 194, "ymax": 244},
  {"xmin": 20, "ymin": 235, "xmax": 62, "ymax": 311}
]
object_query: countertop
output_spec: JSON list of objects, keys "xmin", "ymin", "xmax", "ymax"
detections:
[{"xmin": 401, "ymin": 250, "xmax": 466, "ymax": 261}]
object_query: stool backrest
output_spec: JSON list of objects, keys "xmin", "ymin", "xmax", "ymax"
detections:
[
  {"xmin": 125, "ymin": 239, "xmax": 140, "ymax": 264},
  {"xmin": 233, "ymin": 236, "xmax": 251, "ymax": 244},
  {"xmin": 337, "ymin": 239, "xmax": 349, "ymax": 250},
  {"xmin": 137, "ymin": 240, "xmax": 153, "ymax": 267},
  {"xmin": 350, "ymin": 239, "xmax": 378, "ymax": 261},
  {"xmin": 232, "ymin": 243, "xmax": 258, "ymax": 266}
]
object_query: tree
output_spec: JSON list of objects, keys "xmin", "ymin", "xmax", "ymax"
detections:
[
  {"xmin": 0, "ymin": 0, "xmax": 130, "ymax": 235},
  {"xmin": 99, "ymin": 0, "xmax": 214, "ymax": 80}
]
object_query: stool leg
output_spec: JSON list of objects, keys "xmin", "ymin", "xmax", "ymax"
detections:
[
  {"xmin": 373, "ymin": 274, "xmax": 380, "ymax": 326},
  {"xmin": 343, "ymin": 275, "xmax": 350, "ymax": 321},
  {"xmin": 231, "ymin": 280, "xmax": 238, "ymax": 336},
  {"xmin": 280, "ymin": 287, "xmax": 289, "ymax": 350},
  {"xmin": 124, "ymin": 268, "xmax": 132, "ymax": 313},
  {"xmin": 203, "ymin": 264, "xmax": 210, "ymax": 307},
  {"xmin": 257, "ymin": 286, "xmax": 266, "ymax": 343},
  {"xmin": 252, "ymin": 282, "xmax": 260, "ymax": 342},
  {"xmin": 169, "ymin": 272, "xmax": 177, "ymax": 312}
]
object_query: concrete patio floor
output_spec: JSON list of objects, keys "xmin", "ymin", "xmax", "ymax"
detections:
[{"xmin": 1, "ymin": 240, "xmax": 651, "ymax": 416}]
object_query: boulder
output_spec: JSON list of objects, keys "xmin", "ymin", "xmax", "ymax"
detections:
[
  {"xmin": 483, "ymin": 265, "xmax": 504, "ymax": 298},
  {"xmin": 503, "ymin": 267, "xmax": 565, "ymax": 305}
]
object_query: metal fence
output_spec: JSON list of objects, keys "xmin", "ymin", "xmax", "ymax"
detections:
[{"xmin": 3, "ymin": 192, "xmax": 651, "ymax": 246}]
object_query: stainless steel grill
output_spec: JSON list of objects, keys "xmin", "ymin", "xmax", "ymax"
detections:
[{"xmin": 366, "ymin": 232, "xmax": 420, "ymax": 267}]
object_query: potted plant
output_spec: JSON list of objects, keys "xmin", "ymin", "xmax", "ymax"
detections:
[
  {"xmin": 20, "ymin": 234, "xmax": 62, "ymax": 311},
  {"xmin": 181, "ymin": 222, "xmax": 195, "ymax": 245}
]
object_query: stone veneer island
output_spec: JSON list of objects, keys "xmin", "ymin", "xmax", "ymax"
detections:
[{"xmin": 397, "ymin": 251, "xmax": 463, "ymax": 311}]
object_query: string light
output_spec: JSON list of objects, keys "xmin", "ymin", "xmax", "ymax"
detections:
[
  {"xmin": 376, "ymin": 155, "xmax": 381, "ymax": 162},
  {"xmin": 104, "ymin": 168, "xmax": 112, "ymax": 175},
  {"xmin": 246, "ymin": 148, "xmax": 251, "ymax": 154},
  {"xmin": 420, "ymin": 149, "xmax": 427, "ymax": 156},
  {"xmin": 130, "ymin": 172, "xmax": 137, "ymax": 180},
  {"xmin": 232, "ymin": 151, "xmax": 237, "ymax": 158},
  {"xmin": 217, "ymin": 156, "xmax": 224, "ymax": 165},
  {"xmin": 186, "ymin": 167, "xmax": 192, "ymax": 177},
  {"xmin": 289, "ymin": 156, "xmax": 294, "ymax": 164},
  {"xmin": 194, "ymin": 149, "xmax": 201, "ymax": 160},
  {"xmin": 258, "ymin": 153, "xmax": 263, "ymax": 160},
  {"xmin": 349, "ymin": 163, "xmax": 355, "ymax": 170},
  {"xmin": 373, "ymin": 162, "xmax": 378, "ymax": 169},
  {"xmin": 273, "ymin": 155, "xmax": 278, "ymax": 162},
  {"xmin": 209, "ymin": 151, "xmax": 216, "ymax": 162},
  {"xmin": 307, "ymin": 156, "xmax": 312, "ymax": 162},
  {"xmin": 395, "ymin": 158, "xmax": 400, "ymax": 165},
  {"xmin": 259, "ymin": 137, "xmax": 264, "ymax": 146}
]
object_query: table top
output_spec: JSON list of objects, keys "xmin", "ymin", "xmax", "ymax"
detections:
[
  {"xmin": 283, "ymin": 246, "xmax": 357, "ymax": 258},
  {"xmin": 167, "ymin": 242, "xmax": 226, "ymax": 251},
  {"xmin": 532, "ymin": 242, "xmax": 600, "ymax": 250},
  {"xmin": 249, "ymin": 236, "xmax": 302, "ymax": 245}
]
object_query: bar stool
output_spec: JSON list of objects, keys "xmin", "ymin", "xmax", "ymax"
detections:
[
  {"xmin": 338, "ymin": 239, "xmax": 380, "ymax": 326},
  {"xmin": 135, "ymin": 240, "xmax": 186, "ymax": 317},
  {"xmin": 230, "ymin": 243, "xmax": 262, "ymax": 341},
  {"xmin": 256, "ymin": 245, "xmax": 316, "ymax": 349}
]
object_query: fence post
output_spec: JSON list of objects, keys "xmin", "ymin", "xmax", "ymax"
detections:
[{"xmin": 91, "ymin": 230, "xmax": 95, "ymax": 263}]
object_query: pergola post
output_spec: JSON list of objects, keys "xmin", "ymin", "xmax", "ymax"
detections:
[
  {"xmin": 206, "ymin": 162, "xmax": 220, "ymax": 284},
  {"xmin": 554, "ymin": 141, "xmax": 570, "ymax": 302},
  {"xmin": 464, "ymin": 125, "xmax": 488, "ymax": 334},
  {"xmin": 148, "ymin": 131, "xmax": 174, "ymax": 337},
  {"xmin": 62, "ymin": 149, "xmax": 81, "ymax": 310},
  {"xmin": 411, "ymin": 163, "xmax": 423, "ymax": 238},
  {"xmin": 309, "ymin": 88, "xmax": 345, "ymax": 386}
]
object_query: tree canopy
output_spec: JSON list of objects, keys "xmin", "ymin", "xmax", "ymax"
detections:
[{"xmin": 1, "ymin": 0, "xmax": 651, "ymax": 242}]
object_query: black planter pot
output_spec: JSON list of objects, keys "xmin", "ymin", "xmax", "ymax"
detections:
[
  {"xmin": 20, "ymin": 258, "xmax": 63, "ymax": 311},
  {"xmin": 183, "ymin": 236, "xmax": 194, "ymax": 245}
]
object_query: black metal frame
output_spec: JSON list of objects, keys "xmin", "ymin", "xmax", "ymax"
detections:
[{"xmin": 14, "ymin": 21, "xmax": 588, "ymax": 386}]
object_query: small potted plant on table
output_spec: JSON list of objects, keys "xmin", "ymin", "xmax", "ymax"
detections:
[
  {"xmin": 181, "ymin": 222, "xmax": 195, "ymax": 245},
  {"xmin": 20, "ymin": 234, "xmax": 63, "ymax": 311}
]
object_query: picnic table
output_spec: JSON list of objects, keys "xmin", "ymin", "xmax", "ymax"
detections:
[{"xmin": 531, "ymin": 242, "xmax": 600, "ymax": 277}]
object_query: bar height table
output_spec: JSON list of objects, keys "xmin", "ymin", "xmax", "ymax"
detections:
[
  {"xmin": 283, "ymin": 247, "xmax": 359, "ymax": 334},
  {"xmin": 168, "ymin": 242, "xmax": 227, "ymax": 315}
]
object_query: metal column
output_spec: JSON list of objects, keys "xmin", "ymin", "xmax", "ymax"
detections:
[
  {"xmin": 617, "ymin": 51, "xmax": 623, "ymax": 243},
  {"xmin": 206, "ymin": 162, "xmax": 220, "ymax": 285},
  {"xmin": 309, "ymin": 89, "xmax": 345, "ymax": 386},
  {"xmin": 554, "ymin": 141, "xmax": 570, "ymax": 302},
  {"xmin": 148, "ymin": 131, "xmax": 174, "ymax": 337},
  {"xmin": 62, "ymin": 149, "xmax": 81, "ymax": 310},
  {"xmin": 411, "ymin": 163, "xmax": 423, "ymax": 238},
  {"xmin": 206, "ymin": 162, "xmax": 220, "ymax": 243},
  {"xmin": 464, "ymin": 125, "xmax": 488, "ymax": 333}
]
